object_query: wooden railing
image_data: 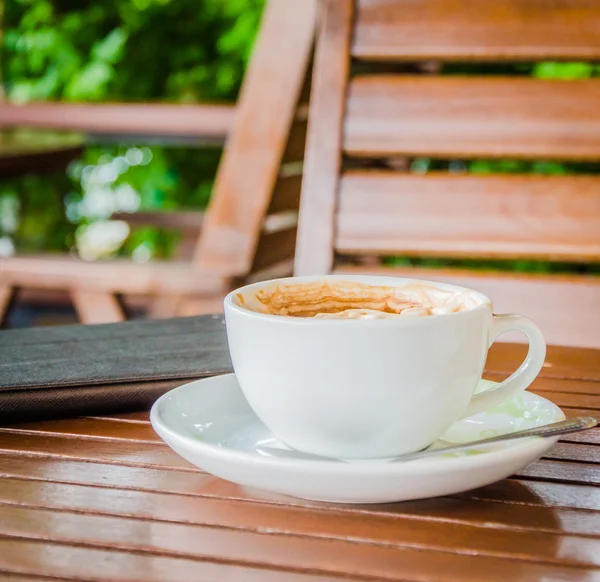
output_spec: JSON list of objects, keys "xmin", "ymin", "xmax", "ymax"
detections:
[{"xmin": 0, "ymin": 102, "xmax": 236, "ymax": 142}]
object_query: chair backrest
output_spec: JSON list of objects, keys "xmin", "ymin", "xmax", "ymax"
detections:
[
  {"xmin": 193, "ymin": 0, "xmax": 316, "ymax": 279},
  {"xmin": 295, "ymin": 0, "xmax": 600, "ymax": 348}
]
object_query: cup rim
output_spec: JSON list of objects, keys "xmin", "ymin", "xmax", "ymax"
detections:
[{"xmin": 224, "ymin": 274, "xmax": 492, "ymax": 325}]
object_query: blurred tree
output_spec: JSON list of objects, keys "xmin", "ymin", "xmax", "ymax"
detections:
[
  {"xmin": 0, "ymin": 0, "xmax": 264, "ymax": 259},
  {"xmin": 2, "ymin": 0, "xmax": 264, "ymax": 103}
]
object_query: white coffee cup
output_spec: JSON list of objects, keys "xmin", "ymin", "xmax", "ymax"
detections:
[{"xmin": 224, "ymin": 275, "xmax": 546, "ymax": 460}]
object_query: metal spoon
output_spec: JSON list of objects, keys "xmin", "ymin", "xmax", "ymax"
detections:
[{"xmin": 256, "ymin": 417, "xmax": 598, "ymax": 463}]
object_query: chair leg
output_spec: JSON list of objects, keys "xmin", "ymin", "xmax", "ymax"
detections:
[
  {"xmin": 145, "ymin": 230, "xmax": 199, "ymax": 319},
  {"xmin": 148, "ymin": 294, "xmax": 226, "ymax": 319},
  {"xmin": 148, "ymin": 295, "xmax": 184, "ymax": 319},
  {"xmin": 174, "ymin": 295, "xmax": 225, "ymax": 317},
  {"xmin": 70, "ymin": 290, "xmax": 126, "ymax": 324},
  {"xmin": 0, "ymin": 285, "xmax": 17, "ymax": 327}
]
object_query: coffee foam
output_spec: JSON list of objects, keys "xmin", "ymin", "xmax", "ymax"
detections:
[{"xmin": 248, "ymin": 280, "xmax": 484, "ymax": 319}]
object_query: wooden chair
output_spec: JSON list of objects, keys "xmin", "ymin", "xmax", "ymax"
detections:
[
  {"xmin": 0, "ymin": 0, "xmax": 316, "ymax": 325},
  {"xmin": 295, "ymin": 0, "xmax": 600, "ymax": 348}
]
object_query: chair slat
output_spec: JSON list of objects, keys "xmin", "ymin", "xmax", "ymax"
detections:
[
  {"xmin": 336, "ymin": 172, "xmax": 600, "ymax": 261},
  {"xmin": 345, "ymin": 77, "xmax": 600, "ymax": 159},
  {"xmin": 0, "ymin": 103, "xmax": 235, "ymax": 139},
  {"xmin": 1, "ymin": 257, "xmax": 227, "ymax": 295},
  {"xmin": 335, "ymin": 265, "xmax": 600, "ymax": 349},
  {"xmin": 353, "ymin": 0, "xmax": 600, "ymax": 61}
]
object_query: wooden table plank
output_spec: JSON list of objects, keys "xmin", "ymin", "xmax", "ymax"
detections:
[
  {"xmin": 9, "ymin": 400, "xmax": 599, "ymax": 440},
  {"xmin": 0, "ymin": 432, "xmax": 188, "ymax": 469},
  {"xmin": 0, "ymin": 539, "xmax": 349, "ymax": 582},
  {"xmin": 518, "ymin": 460, "xmax": 600, "ymax": 486},
  {"xmin": 0, "ymin": 456, "xmax": 598, "ymax": 531},
  {"xmin": 87, "ymin": 411, "xmax": 152, "ymax": 423},
  {"xmin": 0, "ymin": 453, "xmax": 587, "ymax": 509},
  {"xmin": 0, "ymin": 504, "xmax": 597, "ymax": 581},
  {"xmin": 561, "ymin": 407, "xmax": 600, "ymax": 418},
  {"xmin": 558, "ymin": 430, "xmax": 600, "ymax": 445},
  {"xmin": 532, "ymin": 391, "xmax": 600, "ymax": 410},
  {"xmin": 0, "ymin": 477, "xmax": 599, "ymax": 559},
  {"xmin": 459, "ymin": 479, "xmax": 600, "ymax": 511},
  {"xmin": 1, "ymin": 425, "xmax": 598, "ymax": 485},
  {"xmin": 0, "ymin": 575, "xmax": 60, "ymax": 582},
  {"xmin": 543, "ymin": 443, "xmax": 600, "ymax": 464},
  {"xmin": 486, "ymin": 344, "xmax": 600, "ymax": 381},
  {"xmin": 487, "ymin": 375, "xmax": 600, "ymax": 395},
  {"xmin": 0, "ymin": 418, "xmax": 162, "ymax": 442}
]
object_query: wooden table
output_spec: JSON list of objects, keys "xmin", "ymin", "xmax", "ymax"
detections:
[
  {"xmin": 0, "ymin": 342, "xmax": 599, "ymax": 581},
  {"xmin": 0, "ymin": 129, "xmax": 84, "ymax": 178}
]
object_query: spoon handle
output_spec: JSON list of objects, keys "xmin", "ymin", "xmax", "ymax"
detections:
[
  {"xmin": 256, "ymin": 417, "xmax": 597, "ymax": 463},
  {"xmin": 393, "ymin": 416, "xmax": 598, "ymax": 463}
]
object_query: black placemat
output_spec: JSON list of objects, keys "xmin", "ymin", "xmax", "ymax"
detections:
[{"xmin": 0, "ymin": 315, "xmax": 233, "ymax": 423}]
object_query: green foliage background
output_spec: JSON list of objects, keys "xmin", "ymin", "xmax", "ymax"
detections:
[
  {"xmin": 1, "ymin": 0, "xmax": 264, "ymax": 258},
  {"xmin": 3, "ymin": 0, "xmax": 264, "ymax": 102},
  {"xmin": 1, "ymin": 1, "xmax": 599, "ymax": 273}
]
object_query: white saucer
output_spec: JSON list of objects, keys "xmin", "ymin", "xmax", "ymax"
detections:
[{"xmin": 150, "ymin": 374, "xmax": 565, "ymax": 504}]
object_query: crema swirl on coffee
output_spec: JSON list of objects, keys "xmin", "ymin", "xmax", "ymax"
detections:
[{"xmin": 246, "ymin": 280, "xmax": 482, "ymax": 319}]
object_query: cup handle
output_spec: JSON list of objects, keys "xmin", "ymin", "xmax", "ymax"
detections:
[{"xmin": 464, "ymin": 314, "xmax": 546, "ymax": 417}]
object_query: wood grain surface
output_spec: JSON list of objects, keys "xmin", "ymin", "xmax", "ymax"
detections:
[
  {"xmin": 0, "ymin": 256, "xmax": 227, "ymax": 295},
  {"xmin": 344, "ymin": 77, "xmax": 600, "ymax": 160},
  {"xmin": 294, "ymin": 0, "xmax": 353, "ymax": 276},
  {"xmin": 0, "ymin": 103, "xmax": 235, "ymax": 139},
  {"xmin": 1, "ymin": 343, "xmax": 599, "ymax": 581},
  {"xmin": 352, "ymin": 0, "xmax": 600, "ymax": 61},
  {"xmin": 336, "ymin": 171, "xmax": 600, "ymax": 261}
]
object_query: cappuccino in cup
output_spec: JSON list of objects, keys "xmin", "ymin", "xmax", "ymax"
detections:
[
  {"xmin": 244, "ymin": 279, "xmax": 481, "ymax": 319},
  {"xmin": 225, "ymin": 275, "xmax": 546, "ymax": 460}
]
